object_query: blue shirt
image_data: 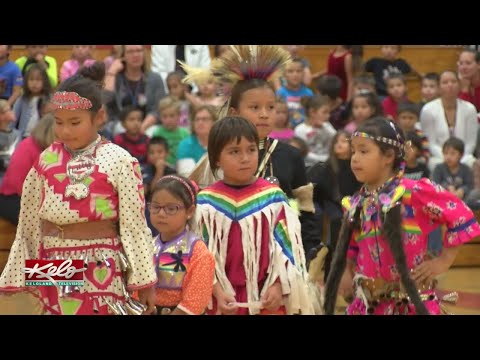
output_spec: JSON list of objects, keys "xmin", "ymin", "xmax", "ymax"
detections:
[
  {"xmin": 276, "ymin": 85, "xmax": 313, "ymax": 128},
  {"xmin": 0, "ymin": 61, "xmax": 23, "ymax": 99},
  {"xmin": 176, "ymin": 135, "xmax": 206, "ymax": 163}
]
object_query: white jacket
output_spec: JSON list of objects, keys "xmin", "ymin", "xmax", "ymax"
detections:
[
  {"xmin": 150, "ymin": 45, "xmax": 211, "ymax": 93},
  {"xmin": 420, "ymin": 98, "xmax": 478, "ymax": 161}
]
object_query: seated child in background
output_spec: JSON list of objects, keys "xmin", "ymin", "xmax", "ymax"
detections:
[
  {"xmin": 433, "ymin": 137, "xmax": 473, "ymax": 200},
  {"xmin": 113, "ymin": 105, "xmax": 149, "ymax": 168},
  {"xmin": 382, "ymin": 74, "xmax": 411, "ymax": 121},
  {"xmin": 316, "ymin": 75, "xmax": 348, "ymax": 130},
  {"xmin": 0, "ymin": 100, "xmax": 20, "ymax": 182},
  {"xmin": 419, "ymin": 72, "xmax": 440, "ymax": 110},
  {"xmin": 397, "ymin": 102, "xmax": 430, "ymax": 164},
  {"xmin": 344, "ymin": 92, "xmax": 382, "ymax": 134},
  {"xmin": 294, "ymin": 95, "xmax": 336, "ymax": 167},
  {"xmin": 151, "ymin": 97, "xmax": 190, "ymax": 167},
  {"xmin": 143, "ymin": 136, "xmax": 177, "ymax": 236},
  {"xmin": 269, "ymin": 97, "xmax": 294, "ymax": 142},
  {"xmin": 404, "ymin": 131, "xmax": 430, "ymax": 180},
  {"xmin": 166, "ymin": 71, "xmax": 193, "ymax": 131}
]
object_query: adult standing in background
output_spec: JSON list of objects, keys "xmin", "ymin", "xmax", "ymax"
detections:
[{"xmin": 150, "ymin": 45, "xmax": 211, "ymax": 94}]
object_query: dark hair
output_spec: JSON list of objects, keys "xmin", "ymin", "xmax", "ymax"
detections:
[
  {"xmin": 405, "ymin": 131, "xmax": 423, "ymax": 155},
  {"xmin": 316, "ymin": 75, "xmax": 342, "ymax": 100},
  {"xmin": 353, "ymin": 73, "xmax": 376, "ymax": 88},
  {"xmin": 151, "ymin": 175, "xmax": 197, "ymax": 212},
  {"xmin": 290, "ymin": 58, "xmax": 305, "ymax": 69},
  {"xmin": 166, "ymin": 71, "xmax": 185, "ymax": 85},
  {"xmin": 385, "ymin": 73, "xmax": 406, "ymax": 85},
  {"xmin": 352, "ymin": 92, "xmax": 383, "ymax": 118},
  {"xmin": 324, "ymin": 117, "xmax": 429, "ymax": 315},
  {"xmin": 288, "ymin": 136, "xmax": 309, "ymax": 158},
  {"xmin": 56, "ymin": 61, "xmax": 105, "ymax": 113},
  {"xmin": 356, "ymin": 116, "xmax": 405, "ymax": 170},
  {"xmin": 229, "ymin": 79, "xmax": 275, "ymax": 110},
  {"xmin": 397, "ymin": 102, "xmax": 419, "ymax": 117},
  {"xmin": 119, "ymin": 105, "xmax": 144, "ymax": 123},
  {"xmin": 423, "ymin": 72, "xmax": 440, "ymax": 83},
  {"xmin": 443, "ymin": 136, "xmax": 465, "ymax": 155},
  {"xmin": 301, "ymin": 95, "xmax": 330, "ymax": 115},
  {"xmin": 23, "ymin": 63, "xmax": 52, "ymax": 98},
  {"xmin": 344, "ymin": 45, "xmax": 365, "ymax": 74},
  {"xmin": 208, "ymin": 116, "xmax": 259, "ymax": 176},
  {"xmin": 439, "ymin": 70, "xmax": 459, "ymax": 81},
  {"xmin": 148, "ymin": 136, "xmax": 169, "ymax": 152},
  {"xmin": 328, "ymin": 130, "xmax": 351, "ymax": 175}
]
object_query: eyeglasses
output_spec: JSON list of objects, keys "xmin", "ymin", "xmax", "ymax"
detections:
[{"xmin": 147, "ymin": 203, "xmax": 185, "ymax": 215}]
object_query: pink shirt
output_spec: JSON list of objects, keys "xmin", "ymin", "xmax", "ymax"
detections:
[
  {"xmin": 269, "ymin": 128, "xmax": 294, "ymax": 141},
  {"xmin": 60, "ymin": 58, "xmax": 96, "ymax": 83},
  {"xmin": 0, "ymin": 137, "xmax": 42, "ymax": 196},
  {"xmin": 345, "ymin": 177, "xmax": 480, "ymax": 281}
]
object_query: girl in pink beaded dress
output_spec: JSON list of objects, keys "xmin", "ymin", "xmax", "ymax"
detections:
[{"xmin": 324, "ymin": 117, "xmax": 480, "ymax": 315}]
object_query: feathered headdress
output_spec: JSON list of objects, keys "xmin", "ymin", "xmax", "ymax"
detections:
[{"xmin": 179, "ymin": 45, "xmax": 292, "ymax": 117}]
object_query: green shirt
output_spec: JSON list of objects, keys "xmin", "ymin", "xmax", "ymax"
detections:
[
  {"xmin": 15, "ymin": 55, "xmax": 58, "ymax": 88},
  {"xmin": 153, "ymin": 126, "xmax": 189, "ymax": 166}
]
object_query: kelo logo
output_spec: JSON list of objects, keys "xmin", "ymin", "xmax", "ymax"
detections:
[{"xmin": 21, "ymin": 259, "xmax": 86, "ymax": 287}]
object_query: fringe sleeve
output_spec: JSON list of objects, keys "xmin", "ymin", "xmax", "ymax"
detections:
[{"xmin": 269, "ymin": 202, "xmax": 322, "ymax": 314}]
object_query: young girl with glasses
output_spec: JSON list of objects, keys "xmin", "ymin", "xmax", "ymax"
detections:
[{"xmin": 146, "ymin": 175, "xmax": 215, "ymax": 315}]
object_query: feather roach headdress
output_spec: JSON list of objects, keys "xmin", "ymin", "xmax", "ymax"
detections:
[{"xmin": 179, "ymin": 45, "xmax": 292, "ymax": 117}]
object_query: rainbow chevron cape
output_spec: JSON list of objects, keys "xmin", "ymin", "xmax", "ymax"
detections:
[{"xmin": 196, "ymin": 178, "xmax": 320, "ymax": 315}]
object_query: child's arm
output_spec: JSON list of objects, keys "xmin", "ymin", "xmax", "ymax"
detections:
[
  {"xmin": 344, "ymin": 53, "xmax": 354, "ymax": 101},
  {"xmin": 412, "ymin": 178, "xmax": 480, "ymax": 276},
  {"xmin": 175, "ymin": 241, "xmax": 215, "ymax": 315},
  {"xmin": 339, "ymin": 259, "xmax": 355, "ymax": 302},
  {"xmin": 116, "ymin": 157, "xmax": 157, "ymax": 311}
]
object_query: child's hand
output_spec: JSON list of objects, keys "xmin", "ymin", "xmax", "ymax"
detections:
[
  {"xmin": 261, "ymin": 282, "xmax": 283, "ymax": 311},
  {"xmin": 411, "ymin": 258, "xmax": 450, "ymax": 285},
  {"xmin": 137, "ymin": 286, "xmax": 157, "ymax": 315},
  {"xmin": 35, "ymin": 53, "xmax": 45, "ymax": 63},
  {"xmin": 215, "ymin": 290, "xmax": 238, "ymax": 315},
  {"xmin": 456, "ymin": 188, "xmax": 465, "ymax": 199},
  {"xmin": 155, "ymin": 159, "xmax": 167, "ymax": 171},
  {"xmin": 447, "ymin": 185, "xmax": 456, "ymax": 194}
]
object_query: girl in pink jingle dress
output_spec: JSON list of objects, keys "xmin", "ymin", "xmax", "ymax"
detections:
[
  {"xmin": 324, "ymin": 117, "xmax": 480, "ymax": 315},
  {"xmin": 0, "ymin": 62, "xmax": 157, "ymax": 315}
]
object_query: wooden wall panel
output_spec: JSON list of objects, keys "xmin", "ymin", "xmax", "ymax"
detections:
[{"xmin": 8, "ymin": 45, "xmax": 466, "ymax": 103}]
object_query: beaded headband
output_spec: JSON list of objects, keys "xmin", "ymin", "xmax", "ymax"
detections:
[
  {"xmin": 51, "ymin": 91, "xmax": 93, "ymax": 110},
  {"xmin": 159, "ymin": 176, "xmax": 196, "ymax": 205},
  {"xmin": 352, "ymin": 122, "xmax": 411, "ymax": 158}
]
